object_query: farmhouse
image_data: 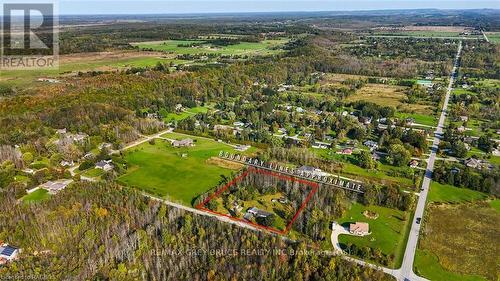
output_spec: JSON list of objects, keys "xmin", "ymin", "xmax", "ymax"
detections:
[
  {"xmin": 246, "ymin": 207, "xmax": 273, "ymax": 219},
  {"xmin": 39, "ymin": 179, "xmax": 73, "ymax": 195},
  {"xmin": 349, "ymin": 222, "xmax": 370, "ymax": 236},
  {"xmin": 172, "ymin": 138, "xmax": 194, "ymax": 147},
  {"xmin": 96, "ymin": 160, "xmax": 114, "ymax": 171},
  {"xmin": 0, "ymin": 243, "xmax": 19, "ymax": 265}
]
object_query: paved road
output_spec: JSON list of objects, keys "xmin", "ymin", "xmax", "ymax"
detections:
[{"xmin": 397, "ymin": 41, "xmax": 462, "ymax": 281}]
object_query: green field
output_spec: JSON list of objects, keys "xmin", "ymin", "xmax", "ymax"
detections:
[
  {"xmin": 133, "ymin": 39, "xmax": 289, "ymax": 56},
  {"xmin": 82, "ymin": 168, "xmax": 105, "ymax": 178},
  {"xmin": 428, "ymin": 181, "xmax": 488, "ymax": 204},
  {"xmin": 485, "ymin": 32, "xmax": 500, "ymax": 44},
  {"xmin": 117, "ymin": 133, "xmax": 249, "ymax": 205},
  {"xmin": 22, "ymin": 188, "xmax": 50, "ymax": 203},
  {"xmin": 164, "ymin": 104, "xmax": 213, "ymax": 122},
  {"xmin": 0, "ymin": 53, "xmax": 182, "ymax": 87},
  {"xmin": 337, "ymin": 202, "xmax": 412, "ymax": 268},
  {"xmin": 415, "ymin": 250, "xmax": 488, "ymax": 281},
  {"xmin": 395, "ymin": 112, "xmax": 437, "ymax": 127},
  {"xmin": 312, "ymin": 148, "xmax": 415, "ymax": 188}
]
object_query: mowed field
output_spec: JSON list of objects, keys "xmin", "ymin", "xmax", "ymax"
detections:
[
  {"xmin": 133, "ymin": 39, "xmax": 289, "ymax": 56},
  {"xmin": 337, "ymin": 202, "xmax": 413, "ymax": 268},
  {"xmin": 117, "ymin": 133, "xmax": 251, "ymax": 205},
  {"xmin": 415, "ymin": 202, "xmax": 499, "ymax": 281}
]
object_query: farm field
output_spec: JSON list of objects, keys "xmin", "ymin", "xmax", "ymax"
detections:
[
  {"xmin": 164, "ymin": 104, "xmax": 214, "ymax": 122},
  {"xmin": 133, "ymin": 39, "xmax": 289, "ymax": 56},
  {"xmin": 0, "ymin": 51, "xmax": 181, "ymax": 87},
  {"xmin": 415, "ymin": 202, "xmax": 499, "ymax": 281},
  {"xmin": 485, "ymin": 32, "xmax": 500, "ymax": 44},
  {"xmin": 428, "ymin": 181, "xmax": 488, "ymax": 204},
  {"xmin": 117, "ymin": 133, "xmax": 254, "ymax": 205},
  {"xmin": 347, "ymin": 84, "xmax": 434, "ymax": 115},
  {"xmin": 21, "ymin": 189, "xmax": 50, "ymax": 203},
  {"xmin": 337, "ymin": 202, "xmax": 413, "ymax": 268}
]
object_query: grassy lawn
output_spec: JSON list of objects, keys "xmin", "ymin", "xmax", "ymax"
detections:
[
  {"xmin": 117, "ymin": 134, "xmax": 250, "ymax": 205},
  {"xmin": 164, "ymin": 104, "xmax": 213, "ymax": 122},
  {"xmin": 415, "ymin": 202, "xmax": 499, "ymax": 281},
  {"xmin": 21, "ymin": 188, "xmax": 50, "ymax": 203},
  {"xmin": 415, "ymin": 250, "xmax": 488, "ymax": 281},
  {"xmin": 82, "ymin": 168, "xmax": 104, "ymax": 178},
  {"xmin": 312, "ymin": 148, "xmax": 415, "ymax": 188},
  {"xmin": 428, "ymin": 181, "xmax": 488, "ymax": 204},
  {"xmin": 133, "ymin": 39, "xmax": 289, "ymax": 56},
  {"xmin": 394, "ymin": 112, "xmax": 438, "ymax": 127},
  {"xmin": 337, "ymin": 202, "xmax": 412, "ymax": 268}
]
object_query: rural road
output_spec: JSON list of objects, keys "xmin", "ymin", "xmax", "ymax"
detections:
[{"xmin": 397, "ymin": 41, "xmax": 462, "ymax": 281}]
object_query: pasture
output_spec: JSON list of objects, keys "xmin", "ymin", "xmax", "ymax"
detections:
[
  {"xmin": 117, "ymin": 133, "xmax": 254, "ymax": 205},
  {"xmin": 347, "ymin": 84, "xmax": 434, "ymax": 115},
  {"xmin": 133, "ymin": 39, "xmax": 289, "ymax": 56}
]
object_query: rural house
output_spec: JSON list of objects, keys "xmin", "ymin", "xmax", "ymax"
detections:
[
  {"xmin": 96, "ymin": 160, "xmax": 114, "ymax": 171},
  {"xmin": 349, "ymin": 222, "xmax": 370, "ymax": 236},
  {"xmin": 172, "ymin": 138, "xmax": 194, "ymax": 147}
]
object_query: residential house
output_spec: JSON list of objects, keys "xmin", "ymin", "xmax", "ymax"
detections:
[
  {"xmin": 464, "ymin": 158, "xmax": 480, "ymax": 169},
  {"xmin": 40, "ymin": 179, "xmax": 73, "ymax": 195},
  {"xmin": 349, "ymin": 222, "xmax": 369, "ymax": 236},
  {"xmin": 60, "ymin": 160, "xmax": 74, "ymax": 167},
  {"xmin": 172, "ymin": 138, "xmax": 194, "ymax": 148},
  {"xmin": 457, "ymin": 126, "xmax": 466, "ymax": 133},
  {"xmin": 98, "ymin": 143, "xmax": 113, "ymax": 150},
  {"xmin": 371, "ymin": 153, "xmax": 381, "ymax": 161},
  {"xmin": 409, "ymin": 160, "xmax": 419, "ymax": 168},
  {"xmin": 363, "ymin": 140, "xmax": 379, "ymax": 151},
  {"xmin": 175, "ymin": 104, "xmax": 183, "ymax": 112},
  {"xmin": 459, "ymin": 116, "xmax": 469, "ymax": 122},
  {"xmin": 0, "ymin": 243, "xmax": 19, "ymax": 265},
  {"xmin": 246, "ymin": 207, "xmax": 273, "ymax": 219},
  {"xmin": 95, "ymin": 160, "xmax": 114, "ymax": 172},
  {"xmin": 338, "ymin": 148, "xmax": 353, "ymax": 155}
]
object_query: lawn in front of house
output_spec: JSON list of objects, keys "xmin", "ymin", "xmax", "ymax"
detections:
[
  {"xmin": 337, "ymin": 202, "xmax": 413, "ymax": 268},
  {"xmin": 22, "ymin": 188, "xmax": 50, "ymax": 203}
]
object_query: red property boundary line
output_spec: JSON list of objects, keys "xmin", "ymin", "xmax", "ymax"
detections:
[{"xmin": 196, "ymin": 167, "xmax": 319, "ymax": 235}]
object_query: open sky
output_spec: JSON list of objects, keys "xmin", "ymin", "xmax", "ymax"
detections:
[{"xmin": 55, "ymin": 0, "xmax": 500, "ymax": 15}]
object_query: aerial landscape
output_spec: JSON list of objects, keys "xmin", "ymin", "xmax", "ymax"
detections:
[{"xmin": 0, "ymin": 1, "xmax": 498, "ymax": 280}]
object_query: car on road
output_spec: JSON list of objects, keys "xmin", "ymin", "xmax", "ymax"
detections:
[{"xmin": 416, "ymin": 217, "xmax": 421, "ymax": 224}]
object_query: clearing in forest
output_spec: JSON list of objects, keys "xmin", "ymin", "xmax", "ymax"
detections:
[{"xmin": 197, "ymin": 167, "xmax": 318, "ymax": 234}]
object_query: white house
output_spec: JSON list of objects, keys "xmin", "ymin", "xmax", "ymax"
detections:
[
  {"xmin": 96, "ymin": 160, "xmax": 114, "ymax": 172},
  {"xmin": 39, "ymin": 179, "xmax": 73, "ymax": 195},
  {"xmin": 0, "ymin": 243, "xmax": 19, "ymax": 265}
]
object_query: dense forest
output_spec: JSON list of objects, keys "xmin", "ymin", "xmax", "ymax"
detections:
[{"xmin": 0, "ymin": 183, "xmax": 392, "ymax": 281}]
